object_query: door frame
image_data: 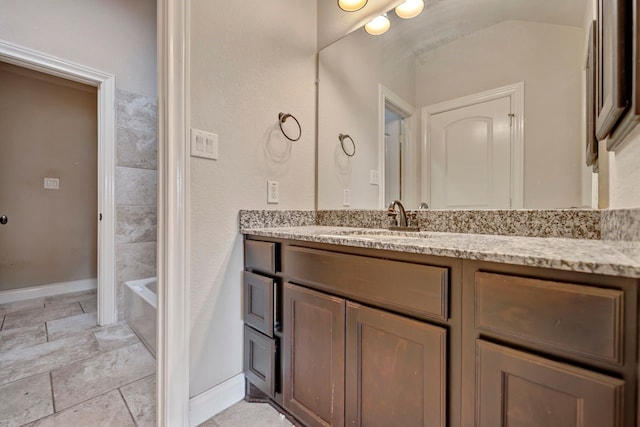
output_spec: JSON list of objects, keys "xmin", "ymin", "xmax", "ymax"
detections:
[
  {"xmin": 0, "ymin": 40, "xmax": 117, "ymax": 325},
  {"xmin": 157, "ymin": 0, "xmax": 192, "ymax": 425},
  {"xmin": 378, "ymin": 84, "xmax": 416, "ymax": 209},
  {"xmin": 421, "ymin": 82, "xmax": 525, "ymax": 209}
]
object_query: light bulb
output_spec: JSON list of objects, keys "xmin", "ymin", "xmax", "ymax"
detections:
[
  {"xmin": 338, "ymin": 0, "xmax": 368, "ymax": 12},
  {"xmin": 365, "ymin": 15, "xmax": 390, "ymax": 35},
  {"xmin": 395, "ymin": 0, "xmax": 424, "ymax": 19}
]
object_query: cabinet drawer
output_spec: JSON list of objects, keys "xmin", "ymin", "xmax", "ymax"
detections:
[
  {"xmin": 244, "ymin": 325, "xmax": 276, "ymax": 398},
  {"xmin": 245, "ymin": 240, "xmax": 277, "ymax": 274},
  {"xmin": 243, "ymin": 271, "xmax": 275, "ymax": 337},
  {"xmin": 283, "ymin": 246, "xmax": 449, "ymax": 321},
  {"xmin": 475, "ymin": 272, "xmax": 624, "ymax": 364},
  {"xmin": 477, "ymin": 340, "xmax": 624, "ymax": 427}
]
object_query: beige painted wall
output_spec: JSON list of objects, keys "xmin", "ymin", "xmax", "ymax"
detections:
[
  {"xmin": 415, "ymin": 20, "xmax": 584, "ymax": 209},
  {"xmin": 609, "ymin": 129, "xmax": 640, "ymax": 208},
  {"xmin": 0, "ymin": 63, "xmax": 97, "ymax": 291},
  {"xmin": 0, "ymin": 0, "xmax": 157, "ymax": 97},
  {"xmin": 189, "ymin": 0, "xmax": 317, "ymax": 397}
]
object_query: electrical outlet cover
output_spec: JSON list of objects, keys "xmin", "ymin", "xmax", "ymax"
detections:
[{"xmin": 268, "ymin": 180, "xmax": 279, "ymax": 204}]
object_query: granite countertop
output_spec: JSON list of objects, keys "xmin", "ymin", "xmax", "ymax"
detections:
[{"xmin": 242, "ymin": 226, "xmax": 640, "ymax": 278}]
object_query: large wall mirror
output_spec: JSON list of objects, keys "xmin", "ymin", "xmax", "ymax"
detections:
[{"xmin": 317, "ymin": 0, "xmax": 595, "ymax": 210}]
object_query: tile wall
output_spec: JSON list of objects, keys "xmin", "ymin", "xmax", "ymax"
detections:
[{"xmin": 114, "ymin": 90, "xmax": 158, "ymax": 320}]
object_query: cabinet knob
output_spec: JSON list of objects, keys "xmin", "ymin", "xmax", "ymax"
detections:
[{"xmin": 0, "ymin": 215, "xmax": 7, "ymax": 225}]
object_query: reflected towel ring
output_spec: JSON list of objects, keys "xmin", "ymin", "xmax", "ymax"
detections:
[
  {"xmin": 278, "ymin": 112, "xmax": 301, "ymax": 142},
  {"xmin": 339, "ymin": 134, "xmax": 356, "ymax": 157}
]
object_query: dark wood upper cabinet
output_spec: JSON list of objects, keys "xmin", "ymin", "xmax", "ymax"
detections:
[
  {"xmin": 586, "ymin": 20, "xmax": 599, "ymax": 167},
  {"xmin": 607, "ymin": 0, "xmax": 640, "ymax": 149},
  {"xmin": 595, "ymin": 0, "xmax": 628, "ymax": 141}
]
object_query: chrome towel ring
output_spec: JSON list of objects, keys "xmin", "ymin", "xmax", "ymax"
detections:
[
  {"xmin": 278, "ymin": 112, "xmax": 301, "ymax": 142},
  {"xmin": 339, "ymin": 134, "xmax": 356, "ymax": 157}
]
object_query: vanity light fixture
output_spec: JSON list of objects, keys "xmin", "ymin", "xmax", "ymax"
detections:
[
  {"xmin": 395, "ymin": 0, "xmax": 424, "ymax": 19},
  {"xmin": 365, "ymin": 14, "xmax": 390, "ymax": 35},
  {"xmin": 338, "ymin": 0, "xmax": 368, "ymax": 12}
]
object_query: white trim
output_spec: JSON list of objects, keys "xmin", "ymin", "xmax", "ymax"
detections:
[
  {"xmin": 189, "ymin": 374, "xmax": 245, "ymax": 427},
  {"xmin": 421, "ymin": 82, "xmax": 525, "ymax": 209},
  {"xmin": 0, "ymin": 41, "xmax": 116, "ymax": 326},
  {"xmin": 157, "ymin": 0, "xmax": 191, "ymax": 425},
  {"xmin": 0, "ymin": 278, "xmax": 97, "ymax": 304},
  {"xmin": 378, "ymin": 84, "xmax": 416, "ymax": 209}
]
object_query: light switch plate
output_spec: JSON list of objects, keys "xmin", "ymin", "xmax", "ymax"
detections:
[
  {"xmin": 343, "ymin": 189, "xmax": 351, "ymax": 206},
  {"xmin": 44, "ymin": 178, "xmax": 59, "ymax": 190},
  {"xmin": 191, "ymin": 128, "xmax": 218, "ymax": 160}
]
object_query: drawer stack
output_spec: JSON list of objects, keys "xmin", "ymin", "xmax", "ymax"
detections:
[{"xmin": 243, "ymin": 239, "xmax": 280, "ymax": 399}]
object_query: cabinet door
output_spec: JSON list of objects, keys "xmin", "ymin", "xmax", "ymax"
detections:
[
  {"xmin": 477, "ymin": 340, "xmax": 625, "ymax": 427},
  {"xmin": 345, "ymin": 302, "xmax": 447, "ymax": 427},
  {"xmin": 283, "ymin": 283, "xmax": 345, "ymax": 427}
]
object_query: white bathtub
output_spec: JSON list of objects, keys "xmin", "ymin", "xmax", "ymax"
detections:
[{"xmin": 124, "ymin": 277, "xmax": 157, "ymax": 357}]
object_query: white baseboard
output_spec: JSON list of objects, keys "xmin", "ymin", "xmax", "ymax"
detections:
[
  {"xmin": 189, "ymin": 373, "xmax": 245, "ymax": 427},
  {"xmin": 0, "ymin": 278, "xmax": 97, "ymax": 304}
]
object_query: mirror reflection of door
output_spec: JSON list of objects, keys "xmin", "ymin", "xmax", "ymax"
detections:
[
  {"xmin": 429, "ymin": 97, "xmax": 511, "ymax": 209},
  {"xmin": 380, "ymin": 85, "xmax": 415, "ymax": 209},
  {"xmin": 384, "ymin": 108, "xmax": 403, "ymax": 206},
  {"xmin": 424, "ymin": 84, "xmax": 524, "ymax": 209}
]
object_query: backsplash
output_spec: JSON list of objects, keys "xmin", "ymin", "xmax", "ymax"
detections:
[
  {"xmin": 601, "ymin": 209, "xmax": 640, "ymax": 241},
  {"xmin": 239, "ymin": 210, "xmax": 317, "ymax": 230},
  {"xmin": 413, "ymin": 210, "xmax": 601, "ymax": 239}
]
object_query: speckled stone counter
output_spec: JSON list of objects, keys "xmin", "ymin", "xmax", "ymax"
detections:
[
  {"xmin": 241, "ymin": 226, "xmax": 640, "ymax": 278},
  {"xmin": 240, "ymin": 209, "xmax": 602, "ymax": 239}
]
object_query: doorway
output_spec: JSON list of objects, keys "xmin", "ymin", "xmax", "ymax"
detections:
[
  {"xmin": 379, "ymin": 85, "xmax": 415, "ymax": 209},
  {"xmin": 0, "ymin": 41, "xmax": 116, "ymax": 325},
  {"xmin": 422, "ymin": 82, "xmax": 524, "ymax": 209}
]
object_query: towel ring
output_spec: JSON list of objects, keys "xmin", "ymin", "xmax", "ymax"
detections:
[
  {"xmin": 339, "ymin": 134, "xmax": 356, "ymax": 157},
  {"xmin": 278, "ymin": 112, "xmax": 301, "ymax": 142}
]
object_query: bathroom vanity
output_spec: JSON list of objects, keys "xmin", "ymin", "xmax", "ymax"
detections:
[{"xmin": 242, "ymin": 226, "xmax": 640, "ymax": 427}]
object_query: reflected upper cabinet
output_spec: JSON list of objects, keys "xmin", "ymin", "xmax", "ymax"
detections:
[
  {"xmin": 595, "ymin": 0, "xmax": 640, "ymax": 150},
  {"xmin": 595, "ymin": 0, "xmax": 627, "ymax": 141}
]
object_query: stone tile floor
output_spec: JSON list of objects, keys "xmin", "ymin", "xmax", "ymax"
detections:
[
  {"xmin": 198, "ymin": 401, "xmax": 295, "ymax": 427},
  {"xmin": 0, "ymin": 290, "xmax": 156, "ymax": 426},
  {"xmin": 0, "ymin": 289, "xmax": 293, "ymax": 427}
]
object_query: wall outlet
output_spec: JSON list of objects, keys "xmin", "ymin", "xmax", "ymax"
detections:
[
  {"xmin": 191, "ymin": 128, "xmax": 218, "ymax": 160},
  {"xmin": 268, "ymin": 180, "xmax": 279, "ymax": 204},
  {"xmin": 44, "ymin": 178, "xmax": 59, "ymax": 190},
  {"xmin": 343, "ymin": 189, "xmax": 351, "ymax": 206},
  {"xmin": 369, "ymin": 170, "xmax": 379, "ymax": 185}
]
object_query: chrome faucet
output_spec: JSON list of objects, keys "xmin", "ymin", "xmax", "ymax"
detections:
[{"xmin": 388, "ymin": 200, "xmax": 409, "ymax": 228}]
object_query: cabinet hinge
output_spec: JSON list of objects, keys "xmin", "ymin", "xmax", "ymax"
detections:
[{"xmin": 508, "ymin": 113, "xmax": 515, "ymax": 127}]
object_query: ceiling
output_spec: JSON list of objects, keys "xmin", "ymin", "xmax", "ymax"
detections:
[{"xmin": 319, "ymin": 0, "xmax": 589, "ymax": 54}]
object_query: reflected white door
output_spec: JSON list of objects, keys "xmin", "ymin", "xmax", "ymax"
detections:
[{"xmin": 429, "ymin": 96, "xmax": 511, "ymax": 209}]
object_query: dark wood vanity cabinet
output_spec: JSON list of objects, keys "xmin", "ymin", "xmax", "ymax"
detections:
[
  {"xmin": 281, "ymin": 281, "xmax": 447, "ymax": 427},
  {"xmin": 345, "ymin": 302, "xmax": 446, "ymax": 427},
  {"xmin": 243, "ymin": 236, "xmax": 639, "ymax": 427},
  {"xmin": 462, "ymin": 261, "xmax": 638, "ymax": 427}
]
